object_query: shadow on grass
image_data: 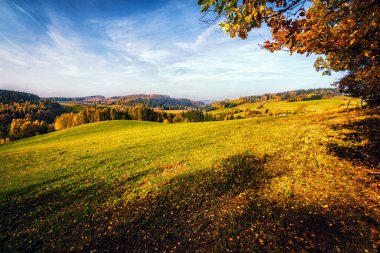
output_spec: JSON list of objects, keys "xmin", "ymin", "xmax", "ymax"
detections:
[
  {"xmin": 0, "ymin": 174, "xmax": 104, "ymax": 252},
  {"xmin": 328, "ymin": 110, "xmax": 380, "ymax": 168},
  {"xmin": 0, "ymin": 167, "xmax": 154, "ymax": 252},
  {"xmin": 86, "ymin": 152, "xmax": 377, "ymax": 252},
  {"xmin": 1, "ymin": 152, "xmax": 378, "ymax": 252}
]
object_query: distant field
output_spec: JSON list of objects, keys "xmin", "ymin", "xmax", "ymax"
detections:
[
  {"xmin": 0, "ymin": 108, "xmax": 378, "ymax": 251},
  {"xmin": 154, "ymin": 109, "xmax": 187, "ymax": 114},
  {"xmin": 209, "ymin": 96, "xmax": 361, "ymax": 115},
  {"xmin": 58, "ymin": 102, "xmax": 85, "ymax": 112}
]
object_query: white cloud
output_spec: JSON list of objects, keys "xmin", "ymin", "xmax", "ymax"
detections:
[
  {"xmin": 175, "ymin": 25, "xmax": 217, "ymax": 52},
  {"xmin": 0, "ymin": 1, "xmax": 342, "ymax": 100},
  {"xmin": 101, "ymin": 16, "xmax": 176, "ymax": 67}
]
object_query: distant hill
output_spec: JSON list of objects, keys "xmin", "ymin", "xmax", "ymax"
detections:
[
  {"xmin": 46, "ymin": 95, "xmax": 105, "ymax": 102},
  {"xmin": 111, "ymin": 94, "xmax": 203, "ymax": 109},
  {"xmin": 0, "ymin": 89, "xmax": 40, "ymax": 103},
  {"xmin": 200, "ymin": 100, "xmax": 215, "ymax": 105},
  {"xmin": 48, "ymin": 94, "xmax": 203, "ymax": 109}
]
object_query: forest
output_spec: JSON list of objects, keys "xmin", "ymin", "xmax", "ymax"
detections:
[
  {"xmin": 0, "ymin": 90, "xmax": 65, "ymax": 143},
  {"xmin": 112, "ymin": 94, "xmax": 203, "ymax": 109}
]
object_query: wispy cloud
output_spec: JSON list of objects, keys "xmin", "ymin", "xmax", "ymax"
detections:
[
  {"xmin": 0, "ymin": 32, "xmax": 20, "ymax": 50},
  {"xmin": 175, "ymin": 25, "xmax": 217, "ymax": 52},
  {"xmin": 12, "ymin": 1, "xmax": 39, "ymax": 23},
  {"xmin": 0, "ymin": 0, "xmax": 342, "ymax": 99},
  {"xmin": 104, "ymin": 22, "xmax": 174, "ymax": 66}
]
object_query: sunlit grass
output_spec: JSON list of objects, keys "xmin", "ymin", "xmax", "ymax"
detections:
[
  {"xmin": 0, "ymin": 108, "xmax": 378, "ymax": 251},
  {"xmin": 154, "ymin": 109, "xmax": 187, "ymax": 114},
  {"xmin": 58, "ymin": 102, "xmax": 85, "ymax": 112}
]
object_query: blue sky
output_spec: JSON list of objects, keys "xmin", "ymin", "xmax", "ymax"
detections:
[{"xmin": 0, "ymin": 0, "xmax": 341, "ymax": 100}]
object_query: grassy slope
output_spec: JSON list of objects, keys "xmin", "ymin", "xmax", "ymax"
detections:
[
  {"xmin": 210, "ymin": 96, "xmax": 360, "ymax": 115},
  {"xmin": 154, "ymin": 109, "xmax": 187, "ymax": 114},
  {"xmin": 59, "ymin": 102, "xmax": 85, "ymax": 113},
  {"xmin": 0, "ymin": 109, "xmax": 379, "ymax": 252}
]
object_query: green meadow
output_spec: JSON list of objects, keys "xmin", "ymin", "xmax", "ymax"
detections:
[
  {"xmin": 59, "ymin": 102, "xmax": 85, "ymax": 113},
  {"xmin": 0, "ymin": 107, "xmax": 379, "ymax": 251}
]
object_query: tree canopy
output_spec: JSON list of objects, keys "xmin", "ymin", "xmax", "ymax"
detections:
[
  {"xmin": 198, "ymin": 0, "xmax": 380, "ymax": 105},
  {"xmin": 0, "ymin": 89, "xmax": 40, "ymax": 104}
]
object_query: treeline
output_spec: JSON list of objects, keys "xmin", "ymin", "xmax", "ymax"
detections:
[
  {"xmin": 0, "ymin": 89, "xmax": 40, "ymax": 104},
  {"xmin": 0, "ymin": 100, "xmax": 65, "ymax": 141},
  {"xmin": 54, "ymin": 105, "xmax": 235, "ymax": 131},
  {"xmin": 55, "ymin": 104, "xmax": 165, "ymax": 130},
  {"xmin": 113, "ymin": 94, "xmax": 202, "ymax": 109},
  {"xmin": 180, "ymin": 110, "xmax": 242, "ymax": 122},
  {"xmin": 243, "ymin": 88, "xmax": 340, "ymax": 103},
  {"xmin": 0, "ymin": 90, "xmax": 65, "ymax": 143},
  {"xmin": 46, "ymin": 95, "xmax": 105, "ymax": 102},
  {"xmin": 207, "ymin": 99, "xmax": 246, "ymax": 111},
  {"xmin": 48, "ymin": 94, "xmax": 203, "ymax": 110},
  {"xmin": 7, "ymin": 119, "xmax": 52, "ymax": 141}
]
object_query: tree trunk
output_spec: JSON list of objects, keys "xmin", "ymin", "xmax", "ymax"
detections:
[{"xmin": 346, "ymin": 100, "xmax": 351, "ymax": 109}]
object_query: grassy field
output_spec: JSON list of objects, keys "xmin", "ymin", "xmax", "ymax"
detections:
[
  {"xmin": 58, "ymin": 102, "xmax": 85, "ymax": 113},
  {"xmin": 210, "ymin": 96, "xmax": 361, "ymax": 116},
  {"xmin": 154, "ymin": 109, "xmax": 187, "ymax": 114},
  {"xmin": 0, "ymin": 108, "xmax": 379, "ymax": 252}
]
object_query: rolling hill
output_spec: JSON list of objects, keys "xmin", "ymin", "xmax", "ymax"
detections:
[
  {"xmin": 0, "ymin": 108, "xmax": 379, "ymax": 251},
  {"xmin": 48, "ymin": 94, "xmax": 203, "ymax": 110},
  {"xmin": 208, "ymin": 96, "xmax": 360, "ymax": 116}
]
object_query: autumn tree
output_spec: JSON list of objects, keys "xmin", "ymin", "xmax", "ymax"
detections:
[
  {"xmin": 9, "ymin": 118, "xmax": 47, "ymax": 139},
  {"xmin": 0, "ymin": 90, "xmax": 65, "ymax": 141},
  {"xmin": 128, "ymin": 104, "xmax": 159, "ymax": 121},
  {"xmin": 110, "ymin": 108, "xmax": 118, "ymax": 120},
  {"xmin": 181, "ymin": 110, "xmax": 205, "ymax": 122},
  {"xmin": 173, "ymin": 115, "xmax": 184, "ymax": 123},
  {"xmin": 93, "ymin": 109, "xmax": 102, "ymax": 122},
  {"xmin": 199, "ymin": 0, "xmax": 380, "ymax": 105}
]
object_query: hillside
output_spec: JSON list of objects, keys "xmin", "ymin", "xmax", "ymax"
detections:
[
  {"xmin": 110, "ymin": 94, "xmax": 203, "ymax": 109},
  {"xmin": 46, "ymin": 95, "xmax": 105, "ymax": 103},
  {"xmin": 206, "ymin": 88, "xmax": 341, "ymax": 111},
  {"xmin": 209, "ymin": 96, "xmax": 360, "ymax": 116},
  {"xmin": 0, "ymin": 89, "xmax": 40, "ymax": 104},
  {"xmin": 0, "ymin": 108, "xmax": 379, "ymax": 252},
  {"xmin": 48, "ymin": 94, "xmax": 203, "ymax": 110}
]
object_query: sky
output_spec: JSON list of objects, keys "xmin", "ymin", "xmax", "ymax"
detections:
[{"xmin": 0, "ymin": 0, "xmax": 342, "ymax": 100}]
